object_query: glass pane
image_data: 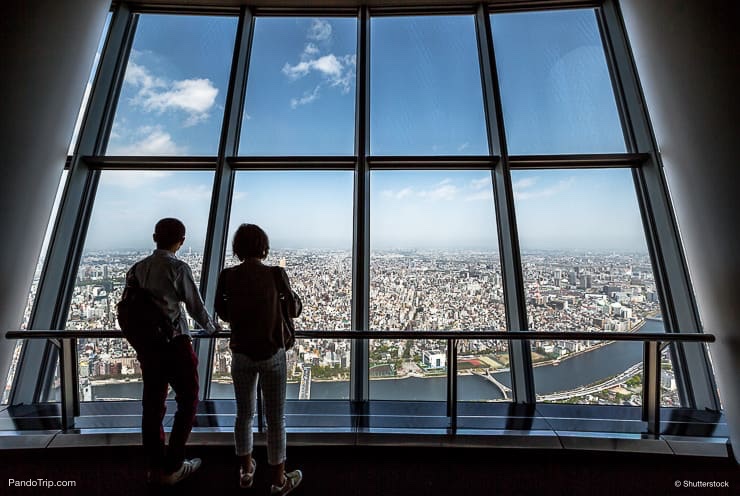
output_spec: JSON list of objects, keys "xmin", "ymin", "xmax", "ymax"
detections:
[
  {"xmin": 370, "ymin": 16, "xmax": 488, "ymax": 155},
  {"xmin": 41, "ymin": 362, "xmax": 61, "ymax": 403},
  {"xmin": 239, "ymin": 18, "xmax": 357, "ymax": 155},
  {"xmin": 457, "ymin": 339, "xmax": 512, "ymax": 402},
  {"xmin": 69, "ymin": 13, "xmax": 112, "ymax": 155},
  {"xmin": 369, "ymin": 339, "xmax": 448, "ymax": 401},
  {"xmin": 661, "ymin": 344, "xmax": 680, "ymax": 407},
  {"xmin": 513, "ymin": 168, "xmax": 664, "ymax": 405},
  {"xmin": 107, "ymin": 14, "xmax": 237, "ymax": 155},
  {"xmin": 370, "ymin": 170, "xmax": 506, "ymax": 400},
  {"xmin": 67, "ymin": 170, "xmax": 213, "ymax": 401},
  {"xmin": 491, "ymin": 9, "xmax": 625, "ymax": 154},
  {"xmin": 2, "ymin": 172, "xmax": 68, "ymax": 404},
  {"xmin": 211, "ymin": 171, "xmax": 353, "ymax": 400}
]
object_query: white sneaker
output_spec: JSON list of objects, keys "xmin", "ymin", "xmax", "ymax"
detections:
[
  {"xmin": 239, "ymin": 458, "xmax": 257, "ymax": 488},
  {"xmin": 161, "ymin": 458, "xmax": 202, "ymax": 485},
  {"xmin": 271, "ymin": 469, "xmax": 302, "ymax": 495}
]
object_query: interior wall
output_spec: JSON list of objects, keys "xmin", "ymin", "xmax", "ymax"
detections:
[
  {"xmin": 619, "ymin": 0, "xmax": 740, "ymax": 461},
  {"xmin": 0, "ymin": 0, "xmax": 110, "ymax": 396}
]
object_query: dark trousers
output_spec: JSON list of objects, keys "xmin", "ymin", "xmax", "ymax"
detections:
[{"xmin": 139, "ymin": 335, "xmax": 199, "ymax": 473}]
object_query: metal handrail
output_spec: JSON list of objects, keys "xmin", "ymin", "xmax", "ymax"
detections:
[
  {"xmin": 4, "ymin": 328, "xmax": 715, "ymax": 436},
  {"xmin": 4, "ymin": 329, "xmax": 715, "ymax": 342}
]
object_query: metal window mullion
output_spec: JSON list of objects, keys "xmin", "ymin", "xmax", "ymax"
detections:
[
  {"xmin": 350, "ymin": 6, "xmax": 370, "ymax": 403},
  {"xmin": 475, "ymin": 4, "xmax": 534, "ymax": 404},
  {"xmin": 197, "ymin": 7, "xmax": 254, "ymax": 399},
  {"xmin": 599, "ymin": 1, "xmax": 719, "ymax": 411},
  {"xmin": 10, "ymin": 4, "xmax": 136, "ymax": 406}
]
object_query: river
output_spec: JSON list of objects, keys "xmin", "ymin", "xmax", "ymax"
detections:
[{"xmin": 90, "ymin": 319, "xmax": 663, "ymax": 402}]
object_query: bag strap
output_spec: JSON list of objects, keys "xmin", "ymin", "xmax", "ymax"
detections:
[
  {"xmin": 125, "ymin": 261, "xmax": 141, "ymax": 289},
  {"xmin": 272, "ymin": 266, "xmax": 287, "ymax": 295}
]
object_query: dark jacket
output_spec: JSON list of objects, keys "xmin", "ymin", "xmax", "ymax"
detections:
[{"xmin": 215, "ymin": 259, "xmax": 297, "ymax": 360}]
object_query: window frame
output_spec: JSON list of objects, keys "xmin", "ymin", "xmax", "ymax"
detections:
[{"xmin": 10, "ymin": 1, "xmax": 718, "ymax": 417}]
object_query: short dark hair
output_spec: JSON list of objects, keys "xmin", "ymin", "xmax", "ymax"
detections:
[
  {"xmin": 154, "ymin": 218, "xmax": 186, "ymax": 249},
  {"xmin": 233, "ymin": 223, "xmax": 269, "ymax": 261}
]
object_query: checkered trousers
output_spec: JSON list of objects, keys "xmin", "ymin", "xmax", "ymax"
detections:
[{"xmin": 231, "ymin": 349, "xmax": 287, "ymax": 465}]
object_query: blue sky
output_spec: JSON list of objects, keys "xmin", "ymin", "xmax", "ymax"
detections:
[{"xmin": 74, "ymin": 11, "xmax": 649, "ymax": 253}]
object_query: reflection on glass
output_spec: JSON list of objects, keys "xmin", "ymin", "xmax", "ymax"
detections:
[
  {"xmin": 107, "ymin": 14, "xmax": 237, "ymax": 156},
  {"xmin": 491, "ymin": 9, "xmax": 625, "ymax": 154},
  {"xmin": 240, "ymin": 18, "xmax": 357, "ymax": 155},
  {"xmin": 370, "ymin": 16, "xmax": 488, "ymax": 155},
  {"xmin": 69, "ymin": 13, "xmax": 111, "ymax": 155},
  {"xmin": 42, "ymin": 362, "xmax": 61, "ymax": 403},
  {"xmin": 661, "ymin": 345, "xmax": 680, "ymax": 407},
  {"xmin": 370, "ymin": 170, "xmax": 505, "ymax": 400},
  {"xmin": 2, "ymin": 172, "xmax": 69, "ymax": 404},
  {"xmin": 512, "ymin": 168, "xmax": 673, "ymax": 405},
  {"xmin": 457, "ymin": 340, "xmax": 511, "ymax": 402},
  {"xmin": 211, "ymin": 171, "xmax": 354, "ymax": 399},
  {"xmin": 67, "ymin": 170, "xmax": 213, "ymax": 401}
]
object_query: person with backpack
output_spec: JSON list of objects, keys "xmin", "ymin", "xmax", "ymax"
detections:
[
  {"xmin": 215, "ymin": 224, "xmax": 303, "ymax": 495},
  {"xmin": 123, "ymin": 218, "xmax": 220, "ymax": 485}
]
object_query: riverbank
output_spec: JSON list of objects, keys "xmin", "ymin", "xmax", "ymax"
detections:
[{"xmin": 532, "ymin": 319, "xmax": 646, "ymax": 368}]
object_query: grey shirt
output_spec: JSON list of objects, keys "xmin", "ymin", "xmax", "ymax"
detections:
[{"xmin": 126, "ymin": 249, "xmax": 218, "ymax": 337}]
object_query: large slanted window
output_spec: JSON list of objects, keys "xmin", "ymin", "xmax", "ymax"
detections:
[
  {"xmin": 12, "ymin": 2, "xmax": 715, "ymax": 419},
  {"xmin": 58, "ymin": 10, "xmax": 238, "ymax": 402}
]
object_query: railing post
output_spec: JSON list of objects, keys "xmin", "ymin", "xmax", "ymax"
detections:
[
  {"xmin": 642, "ymin": 340, "xmax": 661, "ymax": 436},
  {"xmin": 59, "ymin": 337, "xmax": 77, "ymax": 430},
  {"xmin": 446, "ymin": 339, "xmax": 458, "ymax": 431}
]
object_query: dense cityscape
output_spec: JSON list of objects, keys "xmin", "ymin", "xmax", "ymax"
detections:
[{"xmin": 7, "ymin": 249, "xmax": 679, "ymax": 406}]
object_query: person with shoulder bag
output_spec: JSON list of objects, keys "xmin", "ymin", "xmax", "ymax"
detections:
[
  {"xmin": 215, "ymin": 223, "xmax": 303, "ymax": 495},
  {"xmin": 120, "ymin": 218, "xmax": 220, "ymax": 486}
]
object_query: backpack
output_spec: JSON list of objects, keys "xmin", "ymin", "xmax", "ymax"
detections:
[{"xmin": 117, "ymin": 269, "xmax": 176, "ymax": 354}]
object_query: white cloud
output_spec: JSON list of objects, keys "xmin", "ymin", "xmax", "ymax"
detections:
[
  {"xmin": 282, "ymin": 61, "xmax": 311, "ymax": 79},
  {"xmin": 281, "ymin": 21, "xmax": 356, "ymax": 108},
  {"xmin": 312, "ymin": 54, "xmax": 343, "ymax": 78},
  {"xmin": 382, "ymin": 187, "xmax": 414, "ymax": 200},
  {"xmin": 100, "ymin": 170, "xmax": 172, "ymax": 189},
  {"xmin": 308, "ymin": 19, "xmax": 332, "ymax": 41},
  {"xmin": 107, "ymin": 125, "xmax": 187, "ymax": 156},
  {"xmin": 124, "ymin": 60, "xmax": 165, "ymax": 89},
  {"xmin": 282, "ymin": 54, "xmax": 354, "ymax": 91},
  {"xmin": 457, "ymin": 142, "xmax": 470, "ymax": 152},
  {"xmin": 382, "ymin": 184, "xmax": 459, "ymax": 201},
  {"xmin": 303, "ymin": 43, "xmax": 320, "ymax": 57},
  {"xmin": 159, "ymin": 184, "xmax": 212, "ymax": 200},
  {"xmin": 513, "ymin": 177, "xmax": 539, "ymax": 190},
  {"xmin": 465, "ymin": 190, "xmax": 494, "ymax": 202},
  {"xmin": 290, "ymin": 85, "xmax": 321, "ymax": 109},
  {"xmin": 514, "ymin": 177, "xmax": 574, "ymax": 201},
  {"xmin": 124, "ymin": 60, "xmax": 218, "ymax": 126},
  {"xmin": 470, "ymin": 177, "xmax": 490, "ymax": 190},
  {"xmin": 418, "ymin": 184, "xmax": 459, "ymax": 201}
]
